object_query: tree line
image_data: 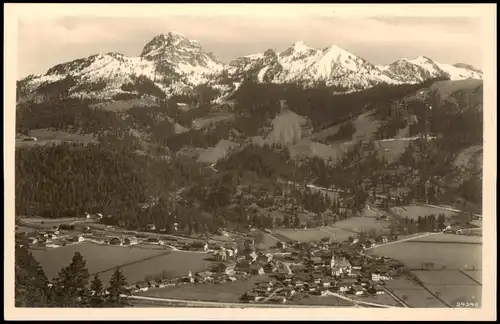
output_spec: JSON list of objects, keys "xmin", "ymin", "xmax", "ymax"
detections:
[{"xmin": 15, "ymin": 245, "xmax": 130, "ymax": 308}]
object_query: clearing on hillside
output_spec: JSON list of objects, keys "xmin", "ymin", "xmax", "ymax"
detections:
[
  {"xmin": 390, "ymin": 205, "xmax": 459, "ymax": 220},
  {"xmin": 273, "ymin": 229, "xmax": 332, "ymax": 243},
  {"xmin": 16, "ymin": 129, "xmax": 97, "ymax": 147},
  {"xmin": 31, "ymin": 242, "xmax": 167, "ymax": 281}
]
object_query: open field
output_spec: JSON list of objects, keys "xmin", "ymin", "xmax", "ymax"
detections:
[
  {"xmin": 20, "ymin": 217, "xmax": 82, "ymax": 224},
  {"xmin": 411, "ymin": 233, "xmax": 482, "ymax": 244},
  {"xmin": 349, "ymin": 292, "xmax": 402, "ymax": 307},
  {"xmin": 425, "ymin": 285, "xmax": 482, "ymax": 308},
  {"xmin": 288, "ymin": 138, "xmax": 348, "ymax": 162},
  {"xmin": 18, "ymin": 217, "xmax": 95, "ymax": 231},
  {"xmin": 388, "ymin": 288, "xmax": 445, "ymax": 308},
  {"xmin": 96, "ymin": 251, "xmax": 211, "ymax": 285},
  {"xmin": 318, "ymin": 227, "xmax": 354, "ymax": 242},
  {"xmin": 197, "ymin": 139, "xmax": 236, "ymax": 164},
  {"xmin": 384, "ymin": 278, "xmax": 445, "ymax": 308},
  {"xmin": 258, "ymin": 232, "xmax": 280, "ymax": 249},
  {"xmin": 390, "ymin": 205, "xmax": 459, "ymax": 220},
  {"xmin": 290, "ymin": 295, "xmax": 354, "ymax": 307},
  {"xmin": 273, "ymin": 213, "xmax": 392, "ymax": 244},
  {"xmin": 91, "ymin": 98, "xmax": 158, "ymax": 112},
  {"xmin": 412, "ymin": 270, "xmax": 479, "ymax": 286},
  {"xmin": 16, "ymin": 129, "xmax": 97, "ymax": 147},
  {"xmin": 15, "ymin": 226, "xmax": 37, "ymax": 233},
  {"xmin": 138, "ymin": 274, "xmax": 274, "ymax": 302},
  {"xmin": 329, "ymin": 215, "xmax": 392, "ymax": 235},
  {"xmin": 31, "ymin": 242, "xmax": 168, "ymax": 281},
  {"xmin": 192, "ymin": 113, "xmax": 235, "ymax": 130},
  {"xmin": 367, "ymin": 236, "xmax": 481, "ymax": 270},
  {"xmin": 308, "ymin": 109, "xmax": 381, "ymax": 144},
  {"xmin": 376, "ymin": 139, "xmax": 411, "ymax": 163},
  {"xmin": 273, "ymin": 229, "xmax": 331, "ymax": 243},
  {"xmin": 462, "ymin": 270, "xmax": 482, "ymax": 284}
]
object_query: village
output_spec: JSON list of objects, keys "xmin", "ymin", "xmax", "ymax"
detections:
[
  {"xmin": 16, "ymin": 199, "xmax": 481, "ymax": 309},
  {"xmin": 122, "ymin": 231, "xmax": 410, "ymax": 306}
]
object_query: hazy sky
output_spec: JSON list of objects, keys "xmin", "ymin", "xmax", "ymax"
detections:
[{"xmin": 17, "ymin": 14, "xmax": 484, "ymax": 79}]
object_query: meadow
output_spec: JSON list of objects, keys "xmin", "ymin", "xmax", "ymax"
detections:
[
  {"xmin": 367, "ymin": 238, "xmax": 481, "ymax": 270},
  {"xmin": 273, "ymin": 229, "xmax": 331, "ymax": 243},
  {"xmin": 384, "ymin": 278, "xmax": 445, "ymax": 308},
  {"xmin": 31, "ymin": 242, "xmax": 168, "ymax": 281},
  {"xmin": 425, "ymin": 285, "xmax": 482, "ymax": 308},
  {"xmin": 138, "ymin": 274, "xmax": 274, "ymax": 302},
  {"xmin": 328, "ymin": 214, "xmax": 392, "ymax": 235},
  {"xmin": 96, "ymin": 250, "xmax": 212, "ymax": 285},
  {"xmin": 369, "ymin": 234, "xmax": 482, "ymax": 308},
  {"xmin": 390, "ymin": 205, "xmax": 459, "ymax": 220},
  {"xmin": 273, "ymin": 212, "xmax": 391, "ymax": 244},
  {"xmin": 16, "ymin": 129, "xmax": 97, "ymax": 148}
]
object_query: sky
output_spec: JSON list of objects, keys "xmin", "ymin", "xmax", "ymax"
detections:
[{"xmin": 16, "ymin": 13, "xmax": 484, "ymax": 79}]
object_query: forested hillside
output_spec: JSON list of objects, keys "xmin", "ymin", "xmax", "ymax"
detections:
[{"xmin": 15, "ymin": 74, "xmax": 483, "ymax": 231}]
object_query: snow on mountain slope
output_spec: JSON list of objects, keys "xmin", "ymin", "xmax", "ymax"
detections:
[
  {"xmin": 229, "ymin": 41, "xmax": 401, "ymax": 89},
  {"xmin": 17, "ymin": 33, "xmax": 483, "ymax": 103},
  {"xmin": 382, "ymin": 56, "xmax": 482, "ymax": 84},
  {"xmin": 18, "ymin": 32, "xmax": 225, "ymax": 101},
  {"xmin": 266, "ymin": 108, "xmax": 312, "ymax": 145}
]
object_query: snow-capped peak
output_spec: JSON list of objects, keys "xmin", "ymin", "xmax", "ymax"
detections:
[
  {"xmin": 17, "ymin": 33, "xmax": 483, "ymax": 104},
  {"xmin": 291, "ymin": 41, "xmax": 311, "ymax": 52},
  {"xmin": 140, "ymin": 33, "xmax": 203, "ymax": 60},
  {"xmin": 383, "ymin": 55, "xmax": 483, "ymax": 83},
  {"xmin": 409, "ymin": 55, "xmax": 433, "ymax": 65}
]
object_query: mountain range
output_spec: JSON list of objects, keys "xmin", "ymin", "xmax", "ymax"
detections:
[{"xmin": 17, "ymin": 32, "xmax": 483, "ymax": 102}]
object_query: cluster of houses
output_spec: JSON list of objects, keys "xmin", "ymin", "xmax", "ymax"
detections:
[
  {"xmin": 128, "ymin": 263, "xmax": 253, "ymax": 294},
  {"xmin": 107, "ymin": 236, "xmax": 141, "ymax": 246},
  {"xmin": 237, "ymin": 238, "xmax": 408, "ymax": 304},
  {"xmin": 15, "ymin": 228, "xmax": 86, "ymax": 248},
  {"xmin": 240, "ymin": 280, "xmax": 295, "ymax": 304}
]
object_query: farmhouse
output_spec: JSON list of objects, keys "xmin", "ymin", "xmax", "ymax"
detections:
[
  {"xmin": 136, "ymin": 282, "xmax": 149, "ymax": 292},
  {"xmin": 245, "ymin": 251, "xmax": 258, "ymax": 262},
  {"xmin": 213, "ymin": 249, "xmax": 228, "ymax": 261},
  {"xmin": 263, "ymin": 261, "xmax": 278, "ymax": 273},
  {"xmin": 241, "ymin": 291, "xmax": 259, "ymax": 302},
  {"xmin": 210, "ymin": 262, "xmax": 227, "ymax": 274},
  {"xmin": 350, "ymin": 258, "xmax": 364, "ymax": 270},
  {"xmin": 146, "ymin": 237, "xmax": 160, "ymax": 244},
  {"xmin": 368, "ymin": 285, "xmax": 385, "ymax": 295},
  {"xmin": 276, "ymin": 241, "xmax": 287, "ymax": 249},
  {"xmin": 268, "ymin": 295, "xmax": 287, "ymax": 304},
  {"xmin": 194, "ymin": 271, "xmax": 213, "ymax": 283},
  {"xmin": 366, "ymin": 239, "xmax": 376, "ymax": 248},
  {"xmin": 350, "ymin": 285, "xmax": 365, "ymax": 296},
  {"xmin": 28, "ymin": 237, "xmax": 39, "ymax": 244},
  {"xmin": 69, "ymin": 235, "xmax": 84, "ymax": 243},
  {"xmin": 109, "ymin": 237, "xmax": 122, "ymax": 245},
  {"xmin": 235, "ymin": 260, "xmax": 252, "ymax": 273},
  {"xmin": 250, "ymin": 264, "xmax": 265, "ymax": 275},
  {"xmin": 127, "ymin": 236, "xmax": 139, "ymax": 245},
  {"xmin": 371, "ymin": 271, "xmax": 392, "ymax": 281}
]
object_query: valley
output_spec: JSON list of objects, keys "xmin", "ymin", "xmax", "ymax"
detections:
[{"xmin": 14, "ymin": 32, "xmax": 483, "ymax": 309}]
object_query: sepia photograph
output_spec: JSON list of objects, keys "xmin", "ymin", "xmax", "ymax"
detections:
[{"xmin": 4, "ymin": 3, "xmax": 496, "ymax": 321}]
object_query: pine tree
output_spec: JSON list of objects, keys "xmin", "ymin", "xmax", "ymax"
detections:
[
  {"xmin": 107, "ymin": 267, "xmax": 129, "ymax": 307},
  {"xmin": 437, "ymin": 213, "xmax": 446, "ymax": 230},
  {"xmin": 89, "ymin": 274, "xmax": 104, "ymax": 307},
  {"xmin": 53, "ymin": 252, "xmax": 90, "ymax": 306},
  {"xmin": 15, "ymin": 245, "xmax": 52, "ymax": 307},
  {"xmin": 293, "ymin": 214, "xmax": 300, "ymax": 228}
]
